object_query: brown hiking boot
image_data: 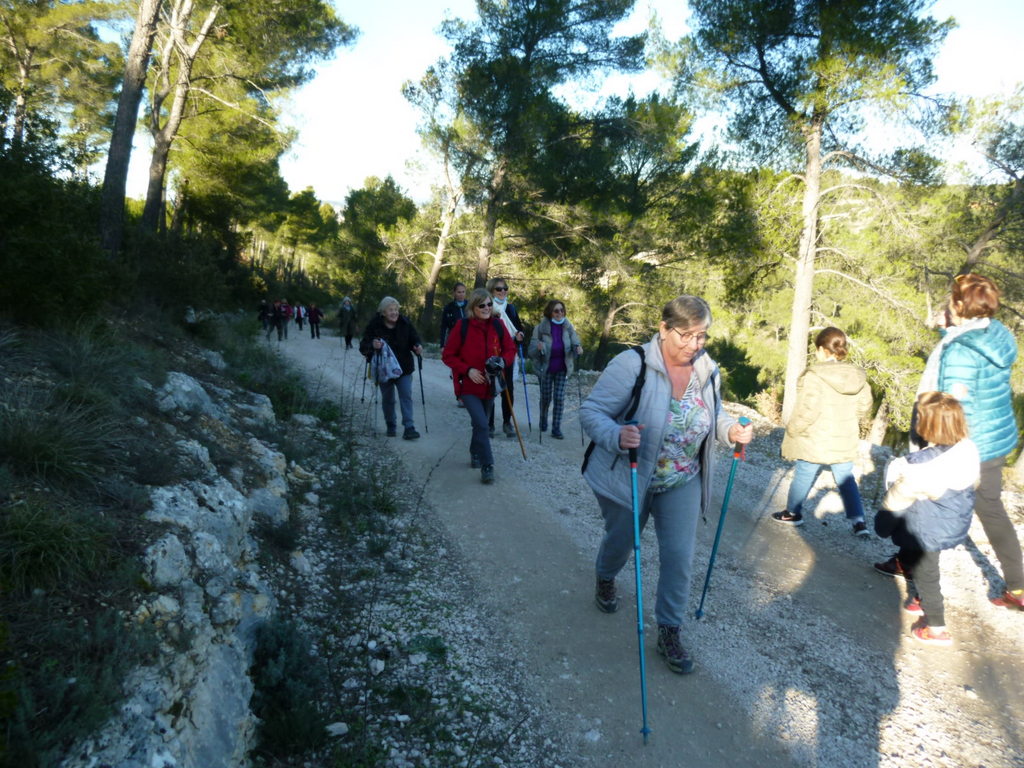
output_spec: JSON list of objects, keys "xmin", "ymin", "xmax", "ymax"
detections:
[
  {"xmin": 657, "ymin": 625, "xmax": 695, "ymax": 674},
  {"xmin": 595, "ymin": 577, "xmax": 618, "ymax": 613}
]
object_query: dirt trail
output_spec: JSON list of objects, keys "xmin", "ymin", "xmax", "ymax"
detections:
[{"xmin": 279, "ymin": 333, "xmax": 1024, "ymax": 768}]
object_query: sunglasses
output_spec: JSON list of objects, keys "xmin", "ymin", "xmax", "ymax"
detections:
[
  {"xmin": 476, "ymin": 302, "xmax": 493, "ymax": 308},
  {"xmin": 493, "ymin": 286, "xmax": 508, "ymax": 292},
  {"xmin": 551, "ymin": 307, "xmax": 565, "ymax": 314}
]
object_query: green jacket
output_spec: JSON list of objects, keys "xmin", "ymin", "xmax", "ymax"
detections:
[{"xmin": 782, "ymin": 360, "xmax": 872, "ymax": 465}]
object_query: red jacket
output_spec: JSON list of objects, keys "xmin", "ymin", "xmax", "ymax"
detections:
[{"xmin": 442, "ymin": 317, "xmax": 516, "ymax": 399}]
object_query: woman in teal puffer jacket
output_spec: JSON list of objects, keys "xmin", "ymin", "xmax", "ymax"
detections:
[{"xmin": 903, "ymin": 273, "xmax": 1022, "ymax": 610}]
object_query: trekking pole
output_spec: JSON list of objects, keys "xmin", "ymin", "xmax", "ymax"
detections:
[
  {"xmin": 626, "ymin": 420, "xmax": 651, "ymax": 744},
  {"xmin": 575, "ymin": 350, "xmax": 585, "ymax": 447},
  {"xmin": 416, "ymin": 353, "xmax": 428, "ymax": 434},
  {"xmin": 360, "ymin": 358, "xmax": 369, "ymax": 403},
  {"xmin": 503, "ymin": 387, "xmax": 527, "ymax": 460},
  {"xmin": 516, "ymin": 343, "xmax": 532, "ymax": 433},
  {"xmin": 695, "ymin": 416, "xmax": 751, "ymax": 620},
  {"xmin": 371, "ymin": 349, "xmax": 381, "ymax": 433}
]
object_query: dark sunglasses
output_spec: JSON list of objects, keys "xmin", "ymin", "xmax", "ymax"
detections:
[
  {"xmin": 493, "ymin": 286, "xmax": 508, "ymax": 292},
  {"xmin": 477, "ymin": 301, "xmax": 493, "ymax": 308}
]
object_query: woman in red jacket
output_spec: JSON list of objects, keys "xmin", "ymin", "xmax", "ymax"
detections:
[{"xmin": 442, "ymin": 288, "xmax": 517, "ymax": 484}]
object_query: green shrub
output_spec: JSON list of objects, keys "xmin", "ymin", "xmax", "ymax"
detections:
[
  {"xmin": 251, "ymin": 619, "xmax": 328, "ymax": 758},
  {"xmin": 0, "ymin": 607, "xmax": 156, "ymax": 768},
  {"xmin": 0, "ymin": 388, "xmax": 124, "ymax": 484},
  {"xmin": 0, "ymin": 496, "xmax": 114, "ymax": 594}
]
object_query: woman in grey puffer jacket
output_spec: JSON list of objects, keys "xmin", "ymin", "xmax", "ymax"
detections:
[
  {"xmin": 580, "ymin": 295, "xmax": 752, "ymax": 675},
  {"xmin": 527, "ymin": 299, "xmax": 583, "ymax": 439},
  {"xmin": 775, "ymin": 327, "xmax": 873, "ymax": 533}
]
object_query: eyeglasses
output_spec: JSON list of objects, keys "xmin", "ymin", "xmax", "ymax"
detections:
[
  {"xmin": 476, "ymin": 302, "xmax": 493, "ymax": 308},
  {"xmin": 669, "ymin": 327, "xmax": 709, "ymax": 345},
  {"xmin": 551, "ymin": 307, "xmax": 565, "ymax": 314},
  {"xmin": 493, "ymin": 286, "xmax": 508, "ymax": 292}
]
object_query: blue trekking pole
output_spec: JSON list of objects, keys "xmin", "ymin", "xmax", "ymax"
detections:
[
  {"xmin": 626, "ymin": 420, "xmax": 651, "ymax": 744},
  {"xmin": 695, "ymin": 416, "xmax": 751, "ymax": 620},
  {"xmin": 516, "ymin": 343, "xmax": 532, "ymax": 433}
]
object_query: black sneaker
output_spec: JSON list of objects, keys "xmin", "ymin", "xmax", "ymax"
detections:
[
  {"xmin": 771, "ymin": 510, "xmax": 803, "ymax": 526},
  {"xmin": 403, "ymin": 427, "xmax": 420, "ymax": 440},
  {"xmin": 551, "ymin": 429, "xmax": 564, "ymax": 439},
  {"xmin": 874, "ymin": 556, "xmax": 912, "ymax": 581},
  {"xmin": 657, "ymin": 625, "xmax": 695, "ymax": 674},
  {"xmin": 852, "ymin": 521, "xmax": 870, "ymax": 537},
  {"xmin": 386, "ymin": 426, "xmax": 397, "ymax": 437},
  {"xmin": 595, "ymin": 577, "xmax": 618, "ymax": 613},
  {"xmin": 503, "ymin": 422, "xmax": 515, "ymax": 438},
  {"xmin": 481, "ymin": 465, "xmax": 495, "ymax": 484},
  {"xmin": 470, "ymin": 455, "xmax": 482, "ymax": 469}
]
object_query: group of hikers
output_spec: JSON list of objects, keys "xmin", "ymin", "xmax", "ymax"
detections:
[
  {"xmin": 258, "ymin": 298, "xmax": 326, "ymax": 340},
  {"xmin": 321, "ymin": 271, "xmax": 1021, "ymax": 670}
]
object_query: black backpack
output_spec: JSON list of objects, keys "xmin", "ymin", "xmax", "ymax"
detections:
[
  {"xmin": 581, "ymin": 346, "xmax": 646, "ymax": 474},
  {"xmin": 458, "ymin": 316, "xmax": 506, "ymax": 345}
]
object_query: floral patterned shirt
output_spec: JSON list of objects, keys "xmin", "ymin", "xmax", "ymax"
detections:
[{"xmin": 650, "ymin": 375, "xmax": 711, "ymax": 493}]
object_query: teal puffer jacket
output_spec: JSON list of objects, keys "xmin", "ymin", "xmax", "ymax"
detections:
[{"xmin": 938, "ymin": 319, "xmax": 1019, "ymax": 462}]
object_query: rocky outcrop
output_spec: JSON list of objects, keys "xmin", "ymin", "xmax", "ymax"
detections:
[{"xmin": 62, "ymin": 369, "xmax": 304, "ymax": 768}]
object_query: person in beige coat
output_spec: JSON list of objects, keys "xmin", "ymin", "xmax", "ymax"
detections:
[{"xmin": 773, "ymin": 327, "xmax": 874, "ymax": 535}]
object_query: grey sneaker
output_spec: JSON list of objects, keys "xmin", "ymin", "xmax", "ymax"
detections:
[
  {"xmin": 657, "ymin": 625, "xmax": 695, "ymax": 674},
  {"xmin": 470, "ymin": 454, "xmax": 482, "ymax": 469},
  {"xmin": 502, "ymin": 422, "xmax": 515, "ymax": 438},
  {"xmin": 481, "ymin": 465, "xmax": 495, "ymax": 484},
  {"xmin": 595, "ymin": 577, "xmax": 618, "ymax": 613}
]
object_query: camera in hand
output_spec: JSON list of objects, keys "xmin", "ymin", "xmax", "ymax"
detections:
[{"xmin": 485, "ymin": 356, "xmax": 505, "ymax": 375}]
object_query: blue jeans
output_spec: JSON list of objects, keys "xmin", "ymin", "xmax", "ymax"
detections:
[
  {"xmin": 379, "ymin": 374, "xmax": 415, "ymax": 430},
  {"xmin": 787, "ymin": 460, "xmax": 864, "ymax": 521},
  {"xmin": 461, "ymin": 394, "xmax": 494, "ymax": 466},
  {"xmin": 595, "ymin": 479, "xmax": 702, "ymax": 627}
]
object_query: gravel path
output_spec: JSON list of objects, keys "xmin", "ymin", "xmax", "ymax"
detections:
[{"xmin": 279, "ymin": 333, "xmax": 1024, "ymax": 768}]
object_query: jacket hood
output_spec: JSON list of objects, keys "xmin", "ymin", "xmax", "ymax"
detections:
[
  {"xmin": 807, "ymin": 360, "xmax": 867, "ymax": 396},
  {"xmin": 948, "ymin": 320, "xmax": 1017, "ymax": 371}
]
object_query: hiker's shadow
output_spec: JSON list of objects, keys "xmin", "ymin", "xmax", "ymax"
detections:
[{"xmin": 731, "ymin": 452, "xmax": 904, "ymax": 767}]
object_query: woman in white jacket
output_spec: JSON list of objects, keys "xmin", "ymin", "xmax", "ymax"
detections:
[{"xmin": 580, "ymin": 295, "xmax": 752, "ymax": 674}]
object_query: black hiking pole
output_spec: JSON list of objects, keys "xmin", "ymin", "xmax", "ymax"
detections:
[
  {"xmin": 695, "ymin": 416, "xmax": 752, "ymax": 620},
  {"xmin": 516, "ymin": 343, "xmax": 532, "ymax": 433},
  {"xmin": 575, "ymin": 350, "xmax": 585, "ymax": 447},
  {"xmin": 416, "ymin": 353, "xmax": 428, "ymax": 434},
  {"xmin": 360, "ymin": 358, "xmax": 369, "ymax": 403},
  {"xmin": 371, "ymin": 349, "xmax": 381, "ymax": 433},
  {"xmin": 626, "ymin": 420, "xmax": 651, "ymax": 744}
]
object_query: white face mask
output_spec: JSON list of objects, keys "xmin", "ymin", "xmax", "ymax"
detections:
[{"xmin": 552, "ymin": 317, "xmax": 566, "ymax": 325}]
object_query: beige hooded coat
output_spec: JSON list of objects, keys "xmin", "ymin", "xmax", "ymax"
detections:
[{"xmin": 781, "ymin": 360, "xmax": 872, "ymax": 465}]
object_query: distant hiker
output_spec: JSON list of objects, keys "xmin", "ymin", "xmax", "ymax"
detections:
[
  {"xmin": 907, "ymin": 273, "xmax": 1022, "ymax": 611},
  {"xmin": 258, "ymin": 299, "xmax": 270, "ymax": 331},
  {"xmin": 267, "ymin": 299, "xmax": 286, "ymax": 342},
  {"xmin": 773, "ymin": 327, "xmax": 873, "ymax": 535},
  {"xmin": 280, "ymin": 299, "xmax": 293, "ymax": 340},
  {"xmin": 308, "ymin": 303, "xmax": 324, "ymax": 339},
  {"xmin": 439, "ymin": 282, "xmax": 468, "ymax": 348},
  {"xmin": 360, "ymin": 297, "xmax": 423, "ymax": 440},
  {"xmin": 873, "ymin": 392, "xmax": 980, "ymax": 647},
  {"xmin": 442, "ymin": 288, "xmax": 517, "ymax": 484},
  {"xmin": 487, "ymin": 277, "xmax": 525, "ymax": 438},
  {"xmin": 527, "ymin": 299, "xmax": 582, "ymax": 439},
  {"xmin": 294, "ymin": 303, "xmax": 307, "ymax": 331},
  {"xmin": 580, "ymin": 295, "xmax": 752, "ymax": 674},
  {"xmin": 440, "ymin": 282, "xmax": 469, "ymax": 407},
  {"xmin": 338, "ymin": 296, "xmax": 357, "ymax": 349}
]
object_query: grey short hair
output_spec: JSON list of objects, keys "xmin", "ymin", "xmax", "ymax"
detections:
[
  {"xmin": 662, "ymin": 295, "xmax": 712, "ymax": 329},
  {"xmin": 377, "ymin": 296, "xmax": 400, "ymax": 314}
]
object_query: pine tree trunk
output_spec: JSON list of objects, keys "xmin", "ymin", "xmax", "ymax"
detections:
[
  {"xmin": 475, "ymin": 161, "xmax": 505, "ymax": 288},
  {"xmin": 781, "ymin": 119, "xmax": 823, "ymax": 425},
  {"xmin": 99, "ymin": 0, "xmax": 163, "ymax": 256}
]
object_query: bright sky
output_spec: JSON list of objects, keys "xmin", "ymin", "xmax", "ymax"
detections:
[{"xmin": 124, "ymin": 0, "xmax": 1024, "ymax": 206}]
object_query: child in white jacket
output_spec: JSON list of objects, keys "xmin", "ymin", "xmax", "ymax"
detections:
[{"xmin": 873, "ymin": 392, "xmax": 980, "ymax": 647}]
